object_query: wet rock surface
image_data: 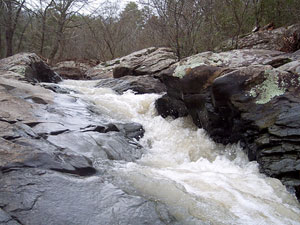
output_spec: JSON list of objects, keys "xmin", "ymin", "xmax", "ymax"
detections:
[
  {"xmin": 0, "ymin": 168, "xmax": 173, "ymax": 225},
  {"xmin": 0, "ymin": 53, "xmax": 174, "ymax": 224},
  {"xmin": 156, "ymin": 49, "xmax": 300, "ymax": 201}
]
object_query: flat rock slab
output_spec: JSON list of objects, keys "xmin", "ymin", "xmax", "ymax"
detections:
[{"xmin": 0, "ymin": 168, "xmax": 172, "ymax": 225}]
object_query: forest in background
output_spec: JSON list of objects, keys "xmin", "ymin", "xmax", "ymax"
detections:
[{"xmin": 0, "ymin": 0, "xmax": 299, "ymax": 63}]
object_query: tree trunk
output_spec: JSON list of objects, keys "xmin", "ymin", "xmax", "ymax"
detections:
[
  {"xmin": 0, "ymin": 25, "xmax": 3, "ymax": 58},
  {"xmin": 49, "ymin": 23, "xmax": 64, "ymax": 62},
  {"xmin": 40, "ymin": 15, "xmax": 47, "ymax": 55},
  {"xmin": 5, "ymin": 1, "xmax": 13, "ymax": 57},
  {"xmin": 5, "ymin": 28, "xmax": 13, "ymax": 57},
  {"xmin": 17, "ymin": 19, "xmax": 31, "ymax": 52}
]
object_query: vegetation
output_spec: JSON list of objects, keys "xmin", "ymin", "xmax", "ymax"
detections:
[{"xmin": 0, "ymin": 0, "xmax": 299, "ymax": 62}]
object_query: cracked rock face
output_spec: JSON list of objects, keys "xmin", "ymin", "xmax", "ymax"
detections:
[
  {"xmin": 156, "ymin": 49, "xmax": 300, "ymax": 201},
  {"xmin": 0, "ymin": 55, "xmax": 173, "ymax": 224},
  {"xmin": 0, "ymin": 168, "xmax": 172, "ymax": 225},
  {"xmin": 85, "ymin": 47, "xmax": 178, "ymax": 79}
]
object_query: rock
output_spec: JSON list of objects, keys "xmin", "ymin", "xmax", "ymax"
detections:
[
  {"xmin": 96, "ymin": 75, "xmax": 166, "ymax": 94},
  {"xmin": 0, "ymin": 69, "xmax": 174, "ymax": 224},
  {"xmin": 0, "ymin": 209, "xmax": 20, "ymax": 225},
  {"xmin": 52, "ymin": 60, "xmax": 92, "ymax": 80},
  {"xmin": 157, "ymin": 49, "xmax": 300, "ymax": 200},
  {"xmin": 86, "ymin": 47, "xmax": 177, "ymax": 79},
  {"xmin": 171, "ymin": 49, "xmax": 287, "ymax": 78},
  {"xmin": 0, "ymin": 137, "xmax": 96, "ymax": 176},
  {"xmin": 216, "ymin": 23, "xmax": 300, "ymax": 52},
  {"xmin": 0, "ymin": 53, "xmax": 62, "ymax": 83},
  {"xmin": 155, "ymin": 94, "xmax": 188, "ymax": 119},
  {"xmin": 278, "ymin": 60, "xmax": 300, "ymax": 76},
  {"xmin": 0, "ymin": 168, "xmax": 173, "ymax": 225},
  {"xmin": 115, "ymin": 122, "xmax": 145, "ymax": 140}
]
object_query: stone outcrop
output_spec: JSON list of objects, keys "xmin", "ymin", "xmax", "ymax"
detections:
[
  {"xmin": 156, "ymin": 48, "xmax": 300, "ymax": 200},
  {"xmin": 0, "ymin": 53, "xmax": 62, "ymax": 83},
  {"xmin": 217, "ymin": 23, "xmax": 300, "ymax": 52},
  {"xmin": 85, "ymin": 47, "xmax": 178, "ymax": 79},
  {"xmin": 96, "ymin": 75, "xmax": 166, "ymax": 94},
  {"xmin": 171, "ymin": 49, "xmax": 289, "ymax": 78},
  {"xmin": 52, "ymin": 60, "xmax": 93, "ymax": 80},
  {"xmin": 0, "ymin": 54, "xmax": 173, "ymax": 224}
]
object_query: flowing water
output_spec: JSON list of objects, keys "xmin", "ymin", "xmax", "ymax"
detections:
[{"xmin": 60, "ymin": 80, "xmax": 300, "ymax": 225}]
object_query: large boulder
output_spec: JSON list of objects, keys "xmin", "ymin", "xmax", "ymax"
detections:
[
  {"xmin": 171, "ymin": 49, "xmax": 289, "ymax": 78},
  {"xmin": 85, "ymin": 47, "xmax": 178, "ymax": 79},
  {"xmin": 217, "ymin": 23, "xmax": 300, "ymax": 52},
  {"xmin": 156, "ymin": 49, "xmax": 300, "ymax": 200},
  {"xmin": 96, "ymin": 75, "xmax": 166, "ymax": 94},
  {"xmin": 0, "ymin": 53, "xmax": 62, "ymax": 83},
  {"xmin": 52, "ymin": 60, "xmax": 93, "ymax": 80}
]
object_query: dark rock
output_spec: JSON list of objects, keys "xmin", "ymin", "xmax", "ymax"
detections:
[
  {"xmin": 0, "ymin": 53, "xmax": 62, "ymax": 83},
  {"xmin": 158, "ymin": 60, "xmax": 300, "ymax": 200},
  {"xmin": 113, "ymin": 65, "xmax": 136, "ymax": 78},
  {"xmin": 41, "ymin": 83, "xmax": 72, "ymax": 94},
  {"xmin": 115, "ymin": 122, "xmax": 145, "ymax": 140},
  {"xmin": 96, "ymin": 75, "xmax": 166, "ymax": 94},
  {"xmin": 155, "ymin": 94, "xmax": 188, "ymax": 119}
]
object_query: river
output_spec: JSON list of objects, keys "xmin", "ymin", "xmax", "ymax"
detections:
[{"xmin": 60, "ymin": 79, "xmax": 300, "ymax": 225}]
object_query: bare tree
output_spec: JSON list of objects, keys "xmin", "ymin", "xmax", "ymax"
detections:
[
  {"xmin": 1, "ymin": 0, "xmax": 26, "ymax": 57},
  {"xmin": 224, "ymin": 0, "xmax": 251, "ymax": 48},
  {"xmin": 48, "ymin": 0, "xmax": 88, "ymax": 61},
  {"xmin": 140, "ymin": 0, "xmax": 204, "ymax": 59}
]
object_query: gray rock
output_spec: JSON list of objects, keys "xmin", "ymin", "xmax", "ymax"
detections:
[
  {"xmin": 0, "ymin": 209, "xmax": 20, "ymax": 225},
  {"xmin": 216, "ymin": 23, "xmax": 300, "ymax": 52},
  {"xmin": 0, "ymin": 71, "xmax": 174, "ymax": 224},
  {"xmin": 86, "ymin": 47, "xmax": 177, "ymax": 79},
  {"xmin": 171, "ymin": 49, "xmax": 287, "ymax": 78},
  {"xmin": 0, "ymin": 53, "xmax": 62, "ymax": 83},
  {"xmin": 96, "ymin": 75, "xmax": 166, "ymax": 94},
  {"xmin": 52, "ymin": 60, "xmax": 93, "ymax": 80},
  {"xmin": 0, "ymin": 168, "xmax": 172, "ymax": 225}
]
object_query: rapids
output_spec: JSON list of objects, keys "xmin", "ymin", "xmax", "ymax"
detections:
[{"xmin": 60, "ymin": 79, "xmax": 300, "ymax": 225}]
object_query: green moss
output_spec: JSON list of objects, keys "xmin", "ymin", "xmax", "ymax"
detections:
[
  {"xmin": 9, "ymin": 65, "xmax": 26, "ymax": 76},
  {"xmin": 249, "ymin": 69, "xmax": 285, "ymax": 104},
  {"xmin": 173, "ymin": 61, "xmax": 204, "ymax": 78}
]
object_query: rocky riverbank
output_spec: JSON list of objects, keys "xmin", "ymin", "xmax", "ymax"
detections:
[
  {"xmin": 0, "ymin": 53, "xmax": 174, "ymax": 225},
  {"xmin": 0, "ymin": 24, "xmax": 300, "ymax": 224}
]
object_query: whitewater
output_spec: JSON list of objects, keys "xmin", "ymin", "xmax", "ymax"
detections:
[{"xmin": 60, "ymin": 79, "xmax": 300, "ymax": 225}]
